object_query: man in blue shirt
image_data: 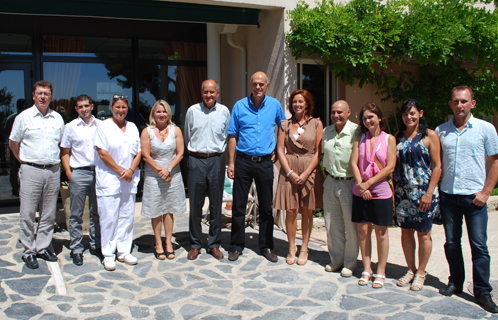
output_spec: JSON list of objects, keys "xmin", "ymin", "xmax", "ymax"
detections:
[
  {"xmin": 227, "ymin": 71, "xmax": 286, "ymax": 262},
  {"xmin": 436, "ymin": 85, "xmax": 498, "ymax": 313}
]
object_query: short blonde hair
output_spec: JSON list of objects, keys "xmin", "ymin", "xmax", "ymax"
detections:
[{"xmin": 149, "ymin": 100, "xmax": 173, "ymax": 128}]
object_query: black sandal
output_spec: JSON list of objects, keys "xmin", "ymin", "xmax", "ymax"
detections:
[
  {"xmin": 155, "ymin": 250, "xmax": 166, "ymax": 260},
  {"xmin": 166, "ymin": 251, "xmax": 175, "ymax": 260}
]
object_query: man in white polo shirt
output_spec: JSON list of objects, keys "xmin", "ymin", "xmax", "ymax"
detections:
[
  {"xmin": 61, "ymin": 94, "xmax": 101, "ymax": 266},
  {"xmin": 9, "ymin": 80, "xmax": 64, "ymax": 269}
]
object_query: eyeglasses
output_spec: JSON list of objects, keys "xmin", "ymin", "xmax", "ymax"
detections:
[
  {"xmin": 113, "ymin": 94, "xmax": 128, "ymax": 100},
  {"xmin": 35, "ymin": 92, "xmax": 52, "ymax": 97}
]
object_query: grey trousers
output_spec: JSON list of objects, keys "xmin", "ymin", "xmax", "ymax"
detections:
[
  {"xmin": 188, "ymin": 154, "xmax": 225, "ymax": 249},
  {"xmin": 19, "ymin": 164, "xmax": 60, "ymax": 257},
  {"xmin": 69, "ymin": 168, "xmax": 100, "ymax": 253}
]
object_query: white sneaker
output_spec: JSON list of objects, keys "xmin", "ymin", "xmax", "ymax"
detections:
[
  {"xmin": 341, "ymin": 267, "xmax": 354, "ymax": 277},
  {"xmin": 103, "ymin": 257, "xmax": 116, "ymax": 271},
  {"xmin": 117, "ymin": 254, "xmax": 138, "ymax": 265},
  {"xmin": 325, "ymin": 264, "xmax": 342, "ymax": 272}
]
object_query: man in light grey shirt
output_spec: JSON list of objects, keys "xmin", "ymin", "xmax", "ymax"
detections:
[{"xmin": 184, "ymin": 79, "xmax": 230, "ymax": 260}]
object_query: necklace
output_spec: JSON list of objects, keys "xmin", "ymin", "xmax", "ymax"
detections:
[
  {"xmin": 294, "ymin": 116, "xmax": 306, "ymax": 134},
  {"xmin": 158, "ymin": 127, "xmax": 169, "ymax": 137}
]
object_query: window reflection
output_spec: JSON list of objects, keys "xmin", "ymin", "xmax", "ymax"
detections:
[
  {"xmin": 0, "ymin": 34, "xmax": 32, "ymax": 55},
  {"xmin": 43, "ymin": 36, "xmax": 131, "ymax": 58}
]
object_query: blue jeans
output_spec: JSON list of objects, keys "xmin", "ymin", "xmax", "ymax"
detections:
[{"xmin": 440, "ymin": 191, "xmax": 492, "ymax": 298}]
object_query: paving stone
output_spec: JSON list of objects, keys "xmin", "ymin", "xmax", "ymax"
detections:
[
  {"xmin": 0, "ymin": 240, "xmax": 10, "ymax": 245},
  {"xmin": 240, "ymin": 258, "xmax": 262, "ymax": 272},
  {"xmin": 0, "ymin": 268, "xmax": 23, "ymax": 279},
  {"xmin": 129, "ymin": 306, "xmax": 150, "ymax": 319},
  {"xmin": 307, "ymin": 281, "xmax": 338, "ymax": 301},
  {"xmin": 179, "ymin": 304, "xmax": 212, "ymax": 320},
  {"xmin": 112, "ymin": 290, "xmax": 136, "ymax": 300},
  {"xmin": 201, "ymin": 315, "xmax": 242, "ymax": 320},
  {"xmin": 79, "ymin": 306, "xmax": 103, "ymax": 313},
  {"xmin": 157, "ymin": 262, "xmax": 179, "ymax": 272},
  {"xmin": 286, "ymin": 299, "xmax": 323, "ymax": 307},
  {"xmin": 0, "ymin": 258, "xmax": 15, "ymax": 267},
  {"xmin": 174, "ymin": 266, "xmax": 195, "ymax": 272},
  {"xmin": 314, "ymin": 311, "xmax": 348, "ymax": 320},
  {"xmin": 133, "ymin": 261, "xmax": 152, "ymax": 278},
  {"xmin": 366, "ymin": 292, "xmax": 423, "ymax": 305},
  {"xmin": 414, "ymin": 289, "xmax": 441, "ymax": 298},
  {"xmin": 153, "ymin": 306, "xmax": 175, "ymax": 320},
  {"xmin": 95, "ymin": 280, "xmax": 113, "ymax": 288},
  {"xmin": 39, "ymin": 314, "xmax": 77, "ymax": 320},
  {"xmin": 354, "ymin": 314, "xmax": 377, "ymax": 320},
  {"xmin": 215, "ymin": 265, "xmax": 233, "ymax": 274},
  {"xmin": 0, "ymin": 285, "xmax": 6, "ymax": 302},
  {"xmin": 185, "ymin": 273, "xmax": 204, "ymax": 282},
  {"xmin": 362, "ymin": 305, "xmax": 400, "ymax": 314},
  {"xmin": 0, "ymin": 232, "xmax": 12, "ymax": 239},
  {"xmin": 404, "ymin": 304, "xmax": 415, "ymax": 310},
  {"xmin": 242, "ymin": 290, "xmax": 287, "ymax": 306},
  {"xmin": 0, "ymin": 224, "xmax": 14, "ymax": 231},
  {"xmin": 186, "ymin": 282, "xmax": 210, "ymax": 289},
  {"xmin": 100, "ymin": 271, "xmax": 133, "ymax": 281},
  {"xmin": 240, "ymin": 280, "xmax": 265, "ymax": 289},
  {"xmin": 419, "ymin": 297, "xmax": 487, "ymax": 319},
  {"xmin": 74, "ymin": 285, "xmax": 106, "ymax": 293},
  {"xmin": 204, "ymin": 288, "xmax": 230, "ymax": 296},
  {"xmin": 84, "ymin": 312, "xmax": 123, "ymax": 320},
  {"xmin": 9, "ymin": 294, "xmax": 23, "ymax": 302},
  {"xmin": 272, "ymin": 287, "xmax": 303, "ymax": 297},
  {"xmin": 243, "ymin": 272, "xmax": 260, "ymax": 280},
  {"xmin": 63, "ymin": 262, "xmax": 101, "ymax": 276},
  {"xmin": 22, "ymin": 262, "xmax": 51, "ymax": 275},
  {"xmin": 163, "ymin": 273, "xmax": 184, "ymax": 287},
  {"xmin": 213, "ymin": 280, "xmax": 233, "ymax": 288},
  {"xmin": 79, "ymin": 294, "xmax": 105, "ymax": 305},
  {"xmin": 0, "ymin": 247, "xmax": 13, "ymax": 255},
  {"xmin": 57, "ymin": 303, "xmax": 72, "ymax": 312},
  {"xmin": 118, "ymin": 282, "xmax": 141, "ymax": 292},
  {"xmin": 111, "ymin": 299, "xmax": 120, "ymax": 305},
  {"xmin": 252, "ymin": 308, "xmax": 305, "ymax": 320},
  {"xmin": 140, "ymin": 278, "xmax": 164, "ymax": 288},
  {"xmin": 231, "ymin": 299, "xmax": 263, "ymax": 311},
  {"xmin": 139, "ymin": 289, "xmax": 192, "ymax": 306},
  {"xmin": 197, "ymin": 294, "xmax": 229, "ymax": 306},
  {"xmin": 5, "ymin": 276, "xmax": 50, "ymax": 296},
  {"xmin": 4, "ymin": 302, "xmax": 43, "ymax": 320},
  {"xmin": 346, "ymin": 283, "xmax": 377, "ymax": 294},
  {"xmin": 48, "ymin": 295, "xmax": 76, "ymax": 302},
  {"xmin": 385, "ymin": 312, "xmax": 425, "ymax": 320},
  {"xmin": 200, "ymin": 269, "xmax": 226, "ymax": 279},
  {"xmin": 263, "ymin": 268, "xmax": 306, "ymax": 284},
  {"xmin": 45, "ymin": 285, "xmax": 56, "ymax": 294},
  {"xmin": 72, "ymin": 274, "xmax": 96, "ymax": 284},
  {"xmin": 340, "ymin": 295, "xmax": 377, "ymax": 311}
]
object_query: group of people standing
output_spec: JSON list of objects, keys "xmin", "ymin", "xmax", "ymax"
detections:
[{"xmin": 7, "ymin": 76, "xmax": 497, "ymax": 313}]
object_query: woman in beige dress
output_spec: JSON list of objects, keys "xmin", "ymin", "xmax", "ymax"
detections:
[{"xmin": 274, "ymin": 89, "xmax": 323, "ymax": 265}]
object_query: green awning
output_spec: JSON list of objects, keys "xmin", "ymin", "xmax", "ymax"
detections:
[{"xmin": 0, "ymin": 0, "xmax": 261, "ymax": 25}]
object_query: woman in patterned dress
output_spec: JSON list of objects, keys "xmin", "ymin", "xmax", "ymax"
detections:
[
  {"xmin": 141, "ymin": 100, "xmax": 186, "ymax": 260},
  {"xmin": 274, "ymin": 90, "xmax": 323, "ymax": 266},
  {"xmin": 394, "ymin": 99, "xmax": 442, "ymax": 291}
]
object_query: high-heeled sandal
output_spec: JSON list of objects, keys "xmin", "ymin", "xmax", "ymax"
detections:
[
  {"xmin": 372, "ymin": 274, "xmax": 386, "ymax": 289},
  {"xmin": 286, "ymin": 247, "xmax": 297, "ymax": 265},
  {"xmin": 410, "ymin": 272, "xmax": 427, "ymax": 291},
  {"xmin": 397, "ymin": 270, "xmax": 415, "ymax": 287},
  {"xmin": 154, "ymin": 250, "xmax": 166, "ymax": 260},
  {"xmin": 358, "ymin": 271, "xmax": 372, "ymax": 286},
  {"xmin": 166, "ymin": 251, "xmax": 175, "ymax": 260},
  {"xmin": 297, "ymin": 250, "xmax": 308, "ymax": 266}
]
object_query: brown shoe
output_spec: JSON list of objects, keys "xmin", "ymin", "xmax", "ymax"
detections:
[
  {"xmin": 261, "ymin": 249, "xmax": 278, "ymax": 262},
  {"xmin": 207, "ymin": 248, "xmax": 224, "ymax": 260},
  {"xmin": 228, "ymin": 250, "xmax": 242, "ymax": 261},
  {"xmin": 187, "ymin": 248, "xmax": 200, "ymax": 260}
]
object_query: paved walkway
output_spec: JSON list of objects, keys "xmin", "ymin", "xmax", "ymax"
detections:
[{"xmin": 0, "ymin": 198, "xmax": 497, "ymax": 320}]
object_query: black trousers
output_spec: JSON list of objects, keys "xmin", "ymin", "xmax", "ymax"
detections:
[
  {"xmin": 230, "ymin": 155, "xmax": 274, "ymax": 252},
  {"xmin": 188, "ymin": 154, "xmax": 225, "ymax": 249}
]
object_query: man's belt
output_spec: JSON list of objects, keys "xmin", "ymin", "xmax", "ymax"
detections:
[
  {"xmin": 326, "ymin": 170, "xmax": 353, "ymax": 180},
  {"xmin": 236, "ymin": 151, "xmax": 272, "ymax": 163},
  {"xmin": 23, "ymin": 162, "xmax": 57, "ymax": 169},
  {"xmin": 72, "ymin": 166, "xmax": 95, "ymax": 171},
  {"xmin": 190, "ymin": 152, "xmax": 221, "ymax": 158}
]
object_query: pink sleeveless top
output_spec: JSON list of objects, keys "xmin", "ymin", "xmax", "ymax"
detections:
[{"xmin": 352, "ymin": 131, "xmax": 392, "ymax": 199}]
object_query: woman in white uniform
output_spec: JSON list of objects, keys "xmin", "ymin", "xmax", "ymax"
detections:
[{"xmin": 95, "ymin": 94, "xmax": 142, "ymax": 271}]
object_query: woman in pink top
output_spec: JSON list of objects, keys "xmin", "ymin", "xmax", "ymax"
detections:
[{"xmin": 351, "ymin": 103, "xmax": 396, "ymax": 288}]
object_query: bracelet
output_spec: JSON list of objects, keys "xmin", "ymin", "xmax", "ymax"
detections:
[
  {"xmin": 286, "ymin": 170, "xmax": 294, "ymax": 177},
  {"xmin": 129, "ymin": 167, "xmax": 135, "ymax": 173}
]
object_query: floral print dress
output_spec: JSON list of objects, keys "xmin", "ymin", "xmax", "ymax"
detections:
[{"xmin": 394, "ymin": 132, "xmax": 441, "ymax": 232}]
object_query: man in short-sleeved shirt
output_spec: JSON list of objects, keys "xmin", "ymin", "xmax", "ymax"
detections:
[
  {"xmin": 226, "ymin": 71, "xmax": 286, "ymax": 262},
  {"xmin": 322, "ymin": 100, "xmax": 360, "ymax": 277},
  {"xmin": 9, "ymin": 80, "xmax": 64, "ymax": 269},
  {"xmin": 60, "ymin": 94, "xmax": 101, "ymax": 266},
  {"xmin": 436, "ymin": 85, "xmax": 498, "ymax": 313},
  {"xmin": 184, "ymin": 79, "xmax": 230, "ymax": 260}
]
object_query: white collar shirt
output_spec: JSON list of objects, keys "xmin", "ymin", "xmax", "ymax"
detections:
[
  {"xmin": 9, "ymin": 105, "xmax": 64, "ymax": 165},
  {"xmin": 60, "ymin": 116, "xmax": 100, "ymax": 168},
  {"xmin": 184, "ymin": 102, "xmax": 231, "ymax": 153},
  {"xmin": 322, "ymin": 120, "xmax": 360, "ymax": 177}
]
